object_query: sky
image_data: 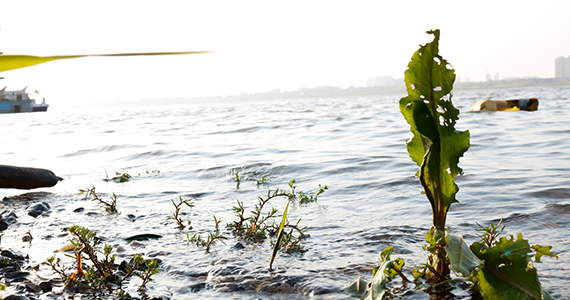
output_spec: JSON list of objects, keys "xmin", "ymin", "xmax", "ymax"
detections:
[{"xmin": 1, "ymin": 0, "xmax": 569, "ymax": 106}]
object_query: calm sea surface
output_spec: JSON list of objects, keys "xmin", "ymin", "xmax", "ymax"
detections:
[{"xmin": 1, "ymin": 85, "xmax": 569, "ymax": 299}]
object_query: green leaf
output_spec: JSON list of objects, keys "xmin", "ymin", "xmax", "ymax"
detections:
[
  {"xmin": 269, "ymin": 197, "xmax": 291, "ymax": 270},
  {"xmin": 0, "ymin": 51, "xmax": 211, "ymax": 72},
  {"xmin": 399, "ymin": 29, "xmax": 470, "ymax": 230},
  {"xmin": 343, "ymin": 276, "xmax": 369, "ymax": 298},
  {"xmin": 472, "ymin": 233, "xmax": 549, "ymax": 300},
  {"xmin": 380, "ymin": 246, "xmax": 394, "ymax": 262},
  {"xmin": 531, "ymin": 244, "xmax": 558, "ymax": 263},
  {"xmin": 445, "ymin": 233, "xmax": 483, "ymax": 277},
  {"xmin": 369, "ymin": 260, "xmax": 392, "ymax": 300}
]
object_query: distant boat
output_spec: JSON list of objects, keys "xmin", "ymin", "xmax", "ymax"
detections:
[
  {"xmin": 471, "ymin": 98, "xmax": 538, "ymax": 112},
  {"xmin": 0, "ymin": 86, "xmax": 49, "ymax": 113}
]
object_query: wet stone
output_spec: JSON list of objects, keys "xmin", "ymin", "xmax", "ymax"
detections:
[
  {"xmin": 4, "ymin": 271, "xmax": 29, "ymax": 280},
  {"xmin": 2, "ymin": 211, "xmax": 18, "ymax": 224},
  {"xmin": 232, "ymin": 242, "xmax": 245, "ymax": 250},
  {"xmin": 2, "ymin": 249, "xmax": 27, "ymax": 261},
  {"xmin": 3, "ymin": 295, "xmax": 32, "ymax": 300},
  {"xmin": 27, "ymin": 202, "xmax": 50, "ymax": 217},
  {"xmin": 73, "ymin": 207, "xmax": 84, "ymax": 213},
  {"xmin": 0, "ymin": 218, "xmax": 7, "ymax": 231},
  {"xmin": 188, "ymin": 282, "xmax": 206, "ymax": 292},
  {"xmin": 25, "ymin": 282, "xmax": 41, "ymax": 293},
  {"xmin": 39, "ymin": 281, "xmax": 53, "ymax": 292}
]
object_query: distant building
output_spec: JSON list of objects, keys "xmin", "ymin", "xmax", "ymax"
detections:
[
  {"xmin": 555, "ymin": 56, "xmax": 570, "ymax": 79},
  {"xmin": 365, "ymin": 76, "xmax": 396, "ymax": 87}
]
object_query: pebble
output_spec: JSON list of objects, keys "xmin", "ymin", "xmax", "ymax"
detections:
[{"xmin": 26, "ymin": 202, "xmax": 50, "ymax": 217}]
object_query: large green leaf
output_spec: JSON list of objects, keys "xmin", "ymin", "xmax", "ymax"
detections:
[
  {"xmin": 471, "ymin": 233, "xmax": 550, "ymax": 300},
  {"xmin": 367, "ymin": 247, "xmax": 405, "ymax": 300},
  {"xmin": 399, "ymin": 29, "xmax": 470, "ymax": 230},
  {"xmin": 0, "ymin": 51, "xmax": 210, "ymax": 72},
  {"xmin": 445, "ymin": 233, "xmax": 483, "ymax": 277}
]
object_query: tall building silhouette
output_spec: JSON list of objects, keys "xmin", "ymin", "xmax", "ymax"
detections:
[{"xmin": 555, "ymin": 56, "xmax": 570, "ymax": 79}]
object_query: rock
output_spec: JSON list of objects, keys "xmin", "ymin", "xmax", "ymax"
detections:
[
  {"xmin": 2, "ymin": 211, "xmax": 18, "ymax": 224},
  {"xmin": 0, "ymin": 218, "xmax": 7, "ymax": 231},
  {"xmin": 27, "ymin": 202, "xmax": 50, "ymax": 217},
  {"xmin": 24, "ymin": 282, "xmax": 41, "ymax": 293},
  {"xmin": 232, "ymin": 242, "xmax": 245, "ymax": 250},
  {"xmin": 39, "ymin": 281, "xmax": 53, "ymax": 292},
  {"xmin": 3, "ymin": 295, "xmax": 32, "ymax": 300},
  {"xmin": 0, "ymin": 165, "xmax": 63, "ymax": 189},
  {"xmin": 188, "ymin": 282, "xmax": 206, "ymax": 292},
  {"xmin": 1, "ymin": 250, "xmax": 27, "ymax": 261},
  {"xmin": 73, "ymin": 207, "xmax": 85, "ymax": 213}
]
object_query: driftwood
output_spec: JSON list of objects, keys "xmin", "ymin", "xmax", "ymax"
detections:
[{"xmin": 0, "ymin": 165, "xmax": 63, "ymax": 189}]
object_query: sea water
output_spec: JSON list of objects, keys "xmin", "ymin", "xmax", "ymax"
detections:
[{"xmin": 0, "ymin": 85, "xmax": 569, "ymax": 299}]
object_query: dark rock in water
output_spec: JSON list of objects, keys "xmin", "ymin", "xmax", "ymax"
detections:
[
  {"xmin": 126, "ymin": 214, "xmax": 136, "ymax": 222},
  {"xmin": 124, "ymin": 233, "xmax": 163, "ymax": 242},
  {"xmin": 73, "ymin": 207, "xmax": 85, "ymax": 213},
  {"xmin": 3, "ymin": 295, "xmax": 32, "ymax": 300},
  {"xmin": 2, "ymin": 250, "xmax": 27, "ymax": 261},
  {"xmin": 232, "ymin": 242, "xmax": 245, "ymax": 250},
  {"xmin": 188, "ymin": 282, "xmax": 207, "ymax": 292},
  {"xmin": 0, "ymin": 165, "xmax": 63, "ymax": 189},
  {"xmin": 27, "ymin": 202, "xmax": 50, "ymax": 217},
  {"xmin": 24, "ymin": 282, "xmax": 42, "ymax": 293},
  {"xmin": 2, "ymin": 211, "xmax": 18, "ymax": 224},
  {"xmin": 0, "ymin": 211, "xmax": 17, "ymax": 234},
  {"xmin": 0, "ymin": 218, "xmax": 7, "ymax": 231},
  {"xmin": 2, "ymin": 192, "xmax": 53, "ymax": 204},
  {"xmin": 39, "ymin": 281, "xmax": 53, "ymax": 292},
  {"xmin": 4, "ymin": 270, "xmax": 29, "ymax": 280}
]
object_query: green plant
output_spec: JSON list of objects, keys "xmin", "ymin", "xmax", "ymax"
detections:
[
  {"xmin": 166, "ymin": 196, "xmax": 195, "ymax": 229},
  {"xmin": 0, "ymin": 256, "xmax": 12, "ymax": 268},
  {"xmin": 187, "ymin": 216, "xmax": 228, "ymax": 252},
  {"xmin": 79, "ymin": 186, "xmax": 120, "ymax": 214},
  {"xmin": 104, "ymin": 171, "xmax": 132, "ymax": 183},
  {"xmin": 347, "ymin": 29, "xmax": 557, "ymax": 300},
  {"xmin": 226, "ymin": 179, "xmax": 313, "ymax": 243},
  {"xmin": 133, "ymin": 256, "xmax": 160, "ymax": 290},
  {"xmin": 45, "ymin": 225, "xmax": 160, "ymax": 295}
]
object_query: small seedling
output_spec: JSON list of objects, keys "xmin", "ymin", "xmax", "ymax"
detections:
[
  {"xmin": 188, "ymin": 216, "xmax": 228, "ymax": 252},
  {"xmin": 22, "ymin": 230, "xmax": 33, "ymax": 243},
  {"xmin": 166, "ymin": 196, "xmax": 195, "ymax": 230},
  {"xmin": 79, "ymin": 186, "xmax": 120, "ymax": 214}
]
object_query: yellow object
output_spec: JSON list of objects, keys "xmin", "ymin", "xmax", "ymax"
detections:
[{"xmin": 503, "ymin": 107, "xmax": 520, "ymax": 112}]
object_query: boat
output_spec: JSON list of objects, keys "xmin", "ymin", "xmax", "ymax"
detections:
[
  {"xmin": 0, "ymin": 86, "xmax": 49, "ymax": 113},
  {"xmin": 471, "ymin": 98, "xmax": 538, "ymax": 112}
]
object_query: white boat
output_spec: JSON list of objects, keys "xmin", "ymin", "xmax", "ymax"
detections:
[{"xmin": 0, "ymin": 86, "xmax": 49, "ymax": 113}]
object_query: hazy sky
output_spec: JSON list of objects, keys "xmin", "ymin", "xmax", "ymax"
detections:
[{"xmin": 1, "ymin": 1, "xmax": 569, "ymax": 105}]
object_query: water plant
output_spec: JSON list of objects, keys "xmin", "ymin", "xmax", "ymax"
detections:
[
  {"xmin": 187, "ymin": 216, "xmax": 228, "ymax": 252},
  {"xmin": 103, "ymin": 171, "xmax": 132, "ymax": 183},
  {"xmin": 45, "ymin": 225, "xmax": 159, "ymax": 295},
  {"xmin": 227, "ymin": 179, "xmax": 308, "ymax": 243},
  {"xmin": 346, "ymin": 29, "xmax": 557, "ymax": 299},
  {"xmin": 79, "ymin": 186, "xmax": 120, "ymax": 214},
  {"xmin": 166, "ymin": 196, "xmax": 195, "ymax": 230}
]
